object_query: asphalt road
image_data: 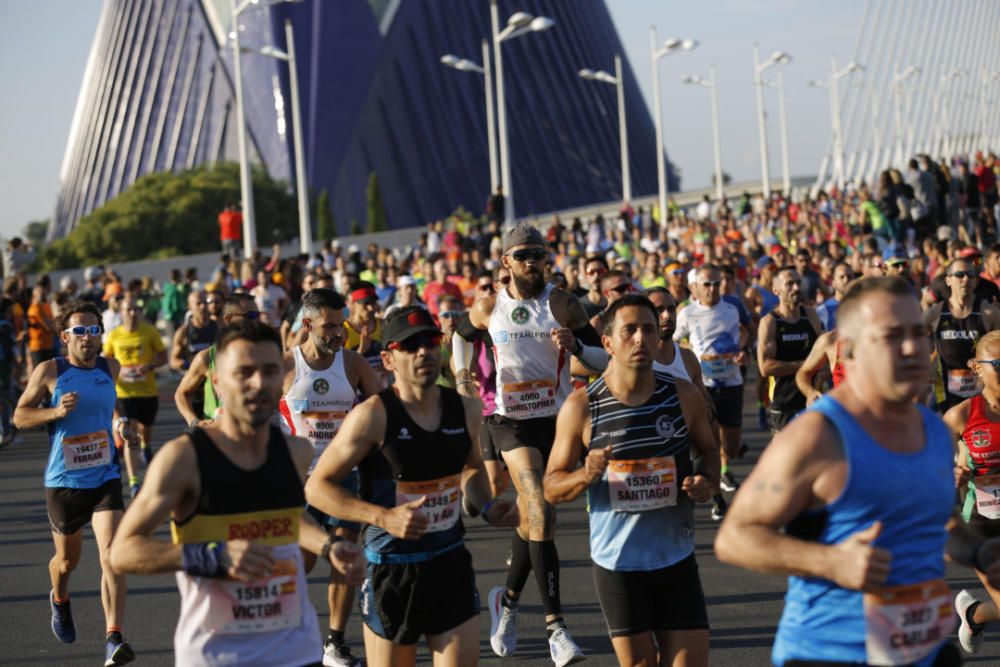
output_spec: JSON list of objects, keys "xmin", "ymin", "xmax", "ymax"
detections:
[{"xmin": 2, "ymin": 381, "xmax": 998, "ymax": 666}]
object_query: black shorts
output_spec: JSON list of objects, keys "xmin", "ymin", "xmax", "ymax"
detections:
[
  {"xmin": 479, "ymin": 417, "xmax": 504, "ymax": 466},
  {"xmin": 360, "ymin": 545, "xmax": 479, "ymax": 644},
  {"xmin": 966, "ymin": 512, "xmax": 1000, "ymax": 541},
  {"xmin": 767, "ymin": 408, "xmax": 800, "ymax": 434},
  {"xmin": 487, "ymin": 414, "xmax": 556, "ymax": 462},
  {"xmin": 46, "ymin": 478, "xmax": 125, "ymax": 535},
  {"xmin": 707, "ymin": 385, "xmax": 743, "ymax": 429},
  {"xmin": 593, "ymin": 553, "xmax": 709, "ymax": 638},
  {"xmin": 120, "ymin": 396, "xmax": 159, "ymax": 426}
]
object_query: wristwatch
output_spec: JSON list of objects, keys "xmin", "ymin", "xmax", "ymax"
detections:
[
  {"xmin": 114, "ymin": 416, "xmax": 129, "ymax": 435},
  {"xmin": 189, "ymin": 418, "xmax": 200, "ymax": 429}
]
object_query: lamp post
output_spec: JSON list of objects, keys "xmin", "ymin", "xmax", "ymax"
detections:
[
  {"xmin": 681, "ymin": 65, "xmax": 724, "ymax": 201},
  {"xmin": 579, "ymin": 56, "xmax": 631, "ymax": 202},
  {"xmin": 939, "ymin": 68, "xmax": 966, "ymax": 158},
  {"xmin": 441, "ymin": 39, "xmax": 499, "ymax": 194},
  {"xmin": 753, "ymin": 46, "xmax": 791, "ymax": 198},
  {"xmin": 892, "ymin": 64, "xmax": 921, "ymax": 166},
  {"xmin": 809, "ymin": 58, "xmax": 864, "ymax": 190},
  {"xmin": 490, "ymin": 1, "xmax": 554, "ymax": 226},
  {"xmin": 651, "ymin": 30, "xmax": 697, "ymax": 219}
]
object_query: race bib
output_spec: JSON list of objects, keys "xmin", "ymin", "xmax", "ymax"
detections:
[
  {"xmin": 502, "ymin": 379, "xmax": 557, "ymax": 418},
  {"xmin": 299, "ymin": 410, "xmax": 348, "ymax": 446},
  {"xmin": 395, "ymin": 474, "xmax": 461, "ymax": 533},
  {"xmin": 607, "ymin": 456, "xmax": 677, "ymax": 512},
  {"xmin": 947, "ymin": 369, "xmax": 979, "ymax": 398},
  {"xmin": 61, "ymin": 431, "xmax": 112, "ymax": 471},
  {"xmin": 119, "ymin": 364, "xmax": 146, "ymax": 384},
  {"xmin": 975, "ymin": 473, "xmax": 1000, "ymax": 519},
  {"xmin": 863, "ymin": 579, "xmax": 954, "ymax": 666},
  {"xmin": 700, "ymin": 354, "xmax": 735, "ymax": 381},
  {"xmin": 210, "ymin": 544, "xmax": 302, "ymax": 635}
]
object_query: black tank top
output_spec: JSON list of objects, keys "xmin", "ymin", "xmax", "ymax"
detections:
[
  {"xmin": 359, "ymin": 387, "xmax": 471, "ymax": 555},
  {"xmin": 936, "ymin": 304, "xmax": 986, "ymax": 408},
  {"xmin": 188, "ymin": 320, "xmax": 218, "ymax": 356},
  {"xmin": 769, "ymin": 308, "xmax": 818, "ymax": 414},
  {"xmin": 171, "ymin": 425, "xmax": 305, "ymax": 543}
]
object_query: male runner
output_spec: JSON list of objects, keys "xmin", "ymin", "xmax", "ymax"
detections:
[
  {"xmin": 794, "ymin": 329, "xmax": 844, "ymax": 405},
  {"xmin": 925, "ymin": 258, "xmax": 1000, "ymax": 413},
  {"xmin": 945, "ymin": 330, "xmax": 1000, "ymax": 654},
  {"xmin": 169, "ymin": 289, "xmax": 217, "ymax": 373},
  {"xmin": 816, "ymin": 262, "xmax": 853, "ymax": 332},
  {"xmin": 757, "ymin": 267, "xmax": 822, "ymax": 433},
  {"xmin": 716, "ymin": 276, "xmax": 1000, "ymax": 666},
  {"xmin": 110, "ymin": 320, "xmax": 364, "ymax": 667},
  {"xmin": 646, "ymin": 287, "xmax": 710, "ymax": 391},
  {"xmin": 277, "ymin": 288, "xmax": 382, "ymax": 666},
  {"xmin": 589, "ymin": 270, "xmax": 635, "ymax": 330},
  {"xmin": 344, "ymin": 281, "xmax": 384, "ymax": 377},
  {"xmin": 14, "ymin": 301, "xmax": 140, "ymax": 666},
  {"xmin": 544, "ymin": 294, "xmax": 719, "ymax": 667},
  {"xmin": 103, "ymin": 295, "xmax": 167, "ymax": 475},
  {"xmin": 175, "ymin": 294, "xmax": 258, "ymax": 427},
  {"xmin": 457, "ymin": 223, "xmax": 607, "ymax": 664},
  {"xmin": 305, "ymin": 306, "xmax": 518, "ymax": 667},
  {"xmin": 674, "ymin": 263, "xmax": 748, "ymax": 518}
]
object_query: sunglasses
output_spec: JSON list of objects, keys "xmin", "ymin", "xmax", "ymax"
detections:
[
  {"xmin": 234, "ymin": 311, "xmax": 260, "ymax": 320},
  {"xmin": 64, "ymin": 325, "xmax": 102, "ymax": 337},
  {"xmin": 702, "ymin": 280, "xmax": 721, "ymax": 288},
  {"xmin": 389, "ymin": 332, "xmax": 442, "ymax": 353},
  {"xmin": 499, "ymin": 276, "xmax": 512, "ymax": 286},
  {"xmin": 439, "ymin": 310, "xmax": 463, "ymax": 318},
  {"xmin": 477, "ymin": 284, "xmax": 495, "ymax": 292},
  {"xmin": 509, "ymin": 248, "xmax": 547, "ymax": 263},
  {"xmin": 888, "ymin": 261, "xmax": 908, "ymax": 269},
  {"xmin": 607, "ymin": 284, "xmax": 633, "ymax": 295},
  {"xmin": 976, "ymin": 359, "xmax": 1000, "ymax": 372},
  {"xmin": 949, "ymin": 271, "xmax": 977, "ymax": 279},
  {"xmin": 585, "ymin": 268, "xmax": 607, "ymax": 276},
  {"xmin": 206, "ymin": 299, "xmax": 221, "ymax": 304}
]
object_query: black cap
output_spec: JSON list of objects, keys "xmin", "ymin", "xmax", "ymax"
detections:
[
  {"xmin": 383, "ymin": 306, "xmax": 440, "ymax": 344},
  {"xmin": 502, "ymin": 222, "xmax": 545, "ymax": 254}
]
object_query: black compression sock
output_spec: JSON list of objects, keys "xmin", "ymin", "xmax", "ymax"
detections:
[
  {"xmin": 967, "ymin": 601, "xmax": 986, "ymax": 633},
  {"xmin": 529, "ymin": 539, "xmax": 562, "ymax": 617},
  {"xmin": 326, "ymin": 629, "xmax": 345, "ymax": 647},
  {"xmin": 505, "ymin": 533, "xmax": 532, "ymax": 597}
]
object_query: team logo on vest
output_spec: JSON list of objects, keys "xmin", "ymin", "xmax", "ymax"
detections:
[
  {"xmin": 398, "ymin": 427, "xmax": 412, "ymax": 440},
  {"xmin": 972, "ymin": 429, "xmax": 992, "ymax": 450},
  {"xmin": 312, "ymin": 378, "xmax": 329, "ymax": 395},
  {"xmin": 511, "ymin": 306, "xmax": 530, "ymax": 325},
  {"xmin": 655, "ymin": 415, "xmax": 676, "ymax": 439}
]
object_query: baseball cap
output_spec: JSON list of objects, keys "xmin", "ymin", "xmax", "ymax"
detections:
[
  {"xmin": 958, "ymin": 246, "xmax": 983, "ymax": 260},
  {"xmin": 882, "ymin": 246, "xmax": 908, "ymax": 264},
  {"xmin": 397, "ymin": 275, "xmax": 416, "ymax": 288},
  {"xmin": 755, "ymin": 255, "xmax": 775, "ymax": 271},
  {"xmin": 349, "ymin": 282, "xmax": 379, "ymax": 304},
  {"xmin": 664, "ymin": 262, "xmax": 684, "ymax": 274},
  {"xmin": 502, "ymin": 222, "xmax": 545, "ymax": 254},
  {"xmin": 769, "ymin": 243, "xmax": 785, "ymax": 256},
  {"xmin": 383, "ymin": 306, "xmax": 441, "ymax": 344}
]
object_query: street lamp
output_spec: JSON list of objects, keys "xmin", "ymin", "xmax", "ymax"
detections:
[
  {"xmin": 579, "ymin": 55, "xmax": 630, "ymax": 202},
  {"xmin": 939, "ymin": 67, "xmax": 966, "ymax": 158},
  {"xmin": 980, "ymin": 69, "xmax": 1000, "ymax": 152},
  {"xmin": 681, "ymin": 65, "xmax": 724, "ymax": 201},
  {"xmin": 229, "ymin": 0, "xmax": 301, "ymax": 259},
  {"xmin": 892, "ymin": 64, "xmax": 920, "ymax": 165},
  {"xmin": 441, "ymin": 39, "xmax": 499, "ymax": 196},
  {"xmin": 651, "ymin": 29, "xmax": 697, "ymax": 220},
  {"xmin": 242, "ymin": 20, "xmax": 310, "ymax": 253},
  {"xmin": 752, "ymin": 46, "xmax": 791, "ymax": 198},
  {"xmin": 809, "ymin": 58, "xmax": 864, "ymax": 190},
  {"xmin": 490, "ymin": 1, "xmax": 555, "ymax": 226}
]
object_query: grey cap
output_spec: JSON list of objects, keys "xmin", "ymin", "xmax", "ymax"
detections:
[{"xmin": 502, "ymin": 223, "xmax": 545, "ymax": 254}]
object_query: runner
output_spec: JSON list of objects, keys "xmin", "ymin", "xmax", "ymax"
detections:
[
  {"xmin": 460, "ymin": 223, "xmax": 607, "ymax": 664},
  {"xmin": 945, "ymin": 329, "xmax": 1000, "ymax": 654},
  {"xmin": 757, "ymin": 267, "xmax": 822, "ymax": 433},
  {"xmin": 304, "ymin": 305, "xmax": 519, "ymax": 667},
  {"xmin": 109, "ymin": 319, "xmax": 365, "ymax": 667},
  {"xmin": 674, "ymin": 263, "xmax": 749, "ymax": 519},
  {"xmin": 175, "ymin": 294, "xmax": 258, "ymax": 427},
  {"xmin": 102, "ymin": 294, "xmax": 167, "ymax": 476},
  {"xmin": 794, "ymin": 329, "xmax": 845, "ymax": 404},
  {"xmin": 645, "ymin": 287, "xmax": 711, "ymax": 394},
  {"xmin": 169, "ymin": 289, "xmax": 218, "ymax": 375},
  {"xmin": 544, "ymin": 294, "xmax": 719, "ymax": 667},
  {"xmin": 816, "ymin": 262, "xmax": 853, "ymax": 331},
  {"xmin": 925, "ymin": 258, "xmax": 1000, "ymax": 413},
  {"xmin": 589, "ymin": 270, "xmax": 635, "ymax": 330},
  {"xmin": 13, "ymin": 300, "xmax": 140, "ymax": 666},
  {"xmin": 344, "ymin": 281, "xmax": 385, "ymax": 378},
  {"xmin": 716, "ymin": 276, "xmax": 1000, "ymax": 667},
  {"xmin": 277, "ymin": 288, "xmax": 382, "ymax": 666}
]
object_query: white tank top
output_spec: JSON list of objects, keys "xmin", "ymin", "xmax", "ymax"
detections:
[
  {"xmin": 652, "ymin": 342, "xmax": 691, "ymax": 382},
  {"xmin": 278, "ymin": 347, "xmax": 355, "ymax": 472},
  {"xmin": 488, "ymin": 283, "xmax": 570, "ymax": 419}
]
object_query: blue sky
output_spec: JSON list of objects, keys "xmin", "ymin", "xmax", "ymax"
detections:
[{"xmin": 0, "ymin": 0, "xmax": 859, "ymax": 240}]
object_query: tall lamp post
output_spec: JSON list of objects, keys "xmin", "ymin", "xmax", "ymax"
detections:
[
  {"xmin": 892, "ymin": 64, "xmax": 920, "ymax": 166},
  {"xmin": 651, "ymin": 30, "xmax": 697, "ymax": 218},
  {"xmin": 808, "ymin": 58, "xmax": 864, "ymax": 191},
  {"xmin": 490, "ymin": 1, "xmax": 554, "ymax": 226},
  {"xmin": 441, "ymin": 39, "xmax": 499, "ymax": 194},
  {"xmin": 681, "ymin": 65, "xmax": 724, "ymax": 201},
  {"xmin": 579, "ymin": 56, "xmax": 631, "ymax": 202},
  {"xmin": 753, "ymin": 46, "xmax": 791, "ymax": 198}
]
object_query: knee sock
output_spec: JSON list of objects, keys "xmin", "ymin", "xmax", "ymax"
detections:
[
  {"xmin": 529, "ymin": 539, "xmax": 561, "ymax": 617},
  {"xmin": 504, "ymin": 533, "xmax": 532, "ymax": 602}
]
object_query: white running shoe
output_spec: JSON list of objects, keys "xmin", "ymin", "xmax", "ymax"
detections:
[
  {"xmin": 488, "ymin": 585, "xmax": 517, "ymax": 657},
  {"xmin": 955, "ymin": 589, "xmax": 984, "ymax": 654},
  {"xmin": 548, "ymin": 627, "xmax": 585, "ymax": 666}
]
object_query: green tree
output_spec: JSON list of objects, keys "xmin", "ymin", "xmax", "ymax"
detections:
[
  {"xmin": 366, "ymin": 172, "xmax": 388, "ymax": 234},
  {"xmin": 23, "ymin": 219, "xmax": 49, "ymax": 248},
  {"xmin": 349, "ymin": 219, "xmax": 361, "ymax": 236},
  {"xmin": 316, "ymin": 189, "xmax": 336, "ymax": 240},
  {"xmin": 37, "ymin": 162, "xmax": 297, "ymax": 271}
]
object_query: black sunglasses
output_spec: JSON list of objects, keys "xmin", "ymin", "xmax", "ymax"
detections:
[
  {"xmin": 608, "ymin": 283, "xmax": 633, "ymax": 295},
  {"xmin": 976, "ymin": 359, "xmax": 1000, "ymax": 372},
  {"xmin": 509, "ymin": 248, "xmax": 547, "ymax": 263},
  {"xmin": 390, "ymin": 332, "xmax": 442, "ymax": 353},
  {"xmin": 949, "ymin": 270, "xmax": 977, "ymax": 279}
]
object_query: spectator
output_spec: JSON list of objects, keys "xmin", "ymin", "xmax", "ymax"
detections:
[{"xmin": 218, "ymin": 202, "xmax": 243, "ymax": 257}]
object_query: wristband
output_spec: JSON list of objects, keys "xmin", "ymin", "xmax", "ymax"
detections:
[
  {"xmin": 480, "ymin": 499, "xmax": 497, "ymax": 523},
  {"xmin": 182, "ymin": 542, "xmax": 226, "ymax": 578},
  {"xmin": 189, "ymin": 418, "xmax": 201, "ymax": 429},
  {"xmin": 128, "ymin": 476, "xmax": 140, "ymax": 487}
]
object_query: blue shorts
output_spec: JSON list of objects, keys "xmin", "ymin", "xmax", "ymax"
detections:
[{"xmin": 306, "ymin": 469, "xmax": 361, "ymax": 534}]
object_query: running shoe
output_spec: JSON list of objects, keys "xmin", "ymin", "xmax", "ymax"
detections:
[
  {"xmin": 322, "ymin": 641, "xmax": 362, "ymax": 666},
  {"xmin": 955, "ymin": 589, "xmax": 984, "ymax": 654},
  {"xmin": 488, "ymin": 585, "xmax": 517, "ymax": 656},
  {"xmin": 104, "ymin": 633, "xmax": 135, "ymax": 665},
  {"xmin": 720, "ymin": 471, "xmax": 740, "ymax": 492},
  {"xmin": 711, "ymin": 499, "xmax": 727, "ymax": 521},
  {"xmin": 49, "ymin": 590, "xmax": 75, "ymax": 644},
  {"xmin": 548, "ymin": 627, "xmax": 585, "ymax": 666}
]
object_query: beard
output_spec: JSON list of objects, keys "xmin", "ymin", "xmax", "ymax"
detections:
[
  {"xmin": 659, "ymin": 325, "xmax": 675, "ymax": 341},
  {"xmin": 512, "ymin": 270, "xmax": 545, "ymax": 298}
]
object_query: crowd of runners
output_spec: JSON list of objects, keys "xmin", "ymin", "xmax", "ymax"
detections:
[{"xmin": 10, "ymin": 149, "xmax": 1000, "ymax": 666}]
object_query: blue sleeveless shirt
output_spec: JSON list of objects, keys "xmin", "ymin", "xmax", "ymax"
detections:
[
  {"xmin": 772, "ymin": 395, "xmax": 954, "ymax": 666},
  {"xmin": 44, "ymin": 357, "xmax": 119, "ymax": 489}
]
